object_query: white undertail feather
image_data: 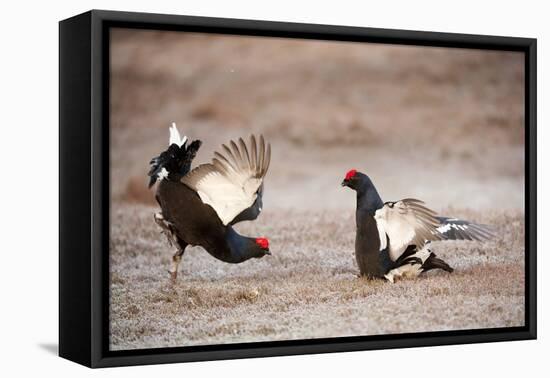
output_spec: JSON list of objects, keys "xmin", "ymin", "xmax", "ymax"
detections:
[
  {"xmin": 169, "ymin": 123, "xmax": 188, "ymax": 147},
  {"xmin": 157, "ymin": 167, "xmax": 169, "ymax": 181},
  {"xmin": 384, "ymin": 248, "xmax": 431, "ymax": 283},
  {"xmin": 384, "ymin": 262, "xmax": 423, "ymax": 283}
]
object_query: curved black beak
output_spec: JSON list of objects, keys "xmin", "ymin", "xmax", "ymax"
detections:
[
  {"xmin": 264, "ymin": 249, "xmax": 271, "ymax": 255},
  {"xmin": 341, "ymin": 179, "xmax": 349, "ymax": 187}
]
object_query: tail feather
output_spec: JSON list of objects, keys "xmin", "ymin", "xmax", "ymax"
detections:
[
  {"xmin": 421, "ymin": 252, "xmax": 453, "ymax": 273},
  {"xmin": 179, "ymin": 140, "xmax": 202, "ymax": 176},
  {"xmin": 148, "ymin": 129, "xmax": 202, "ymax": 188}
]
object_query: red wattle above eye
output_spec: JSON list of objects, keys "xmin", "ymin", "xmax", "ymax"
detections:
[
  {"xmin": 345, "ymin": 169, "xmax": 357, "ymax": 180},
  {"xmin": 256, "ymin": 237, "xmax": 269, "ymax": 249}
]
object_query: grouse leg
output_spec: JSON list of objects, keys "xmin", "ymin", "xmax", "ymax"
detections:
[
  {"xmin": 153, "ymin": 212, "xmax": 179, "ymax": 246},
  {"xmin": 153, "ymin": 213, "xmax": 186, "ymax": 281},
  {"xmin": 170, "ymin": 237, "xmax": 188, "ymax": 281}
]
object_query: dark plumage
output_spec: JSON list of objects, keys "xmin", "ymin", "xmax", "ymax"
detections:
[
  {"xmin": 149, "ymin": 125, "xmax": 271, "ymax": 280},
  {"xmin": 342, "ymin": 169, "xmax": 494, "ymax": 281},
  {"xmin": 148, "ymin": 140, "xmax": 202, "ymax": 188},
  {"xmin": 156, "ymin": 180, "xmax": 270, "ymax": 264},
  {"xmin": 340, "ymin": 171, "xmax": 392, "ymax": 278},
  {"xmin": 421, "ymin": 251, "xmax": 453, "ymax": 273}
]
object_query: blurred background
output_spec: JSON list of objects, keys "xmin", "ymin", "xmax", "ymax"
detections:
[{"xmin": 110, "ymin": 28, "xmax": 525, "ymax": 213}]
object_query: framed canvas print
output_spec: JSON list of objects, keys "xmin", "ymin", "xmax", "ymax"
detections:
[{"xmin": 59, "ymin": 10, "xmax": 536, "ymax": 368}]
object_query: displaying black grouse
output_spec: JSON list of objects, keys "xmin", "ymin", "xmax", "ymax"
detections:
[
  {"xmin": 148, "ymin": 124, "xmax": 272, "ymax": 280},
  {"xmin": 341, "ymin": 169, "xmax": 494, "ymax": 282}
]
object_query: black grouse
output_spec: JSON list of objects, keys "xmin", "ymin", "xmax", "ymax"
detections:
[
  {"xmin": 148, "ymin": 124, "xmax": 272, "ymax": 280},
  {"xmin": 341, "ymin": 169, "xmax": 494, "ymax": 282}
]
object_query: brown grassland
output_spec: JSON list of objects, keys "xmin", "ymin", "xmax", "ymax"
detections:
[
  {"xmin": 110, "ymin": 206, "xmax": 524, "ymax": 350},
  {"xmin": 109, "ymin": 29, "xmax": 525, "ymax": 350}
]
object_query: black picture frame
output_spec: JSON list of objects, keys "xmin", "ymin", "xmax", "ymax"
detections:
[{"xmin": 59, "ymin": 9, "xmax": 537, "ymax": 368}]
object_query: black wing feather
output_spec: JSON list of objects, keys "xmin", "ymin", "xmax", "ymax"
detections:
[{"xmin": 435, "ymin": 216, "xmax": 496, "ymax": 241}]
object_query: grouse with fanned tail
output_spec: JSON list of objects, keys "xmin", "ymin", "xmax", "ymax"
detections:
[
  {"xmin": 341, "ymin": 169, "xmax": 494, "ymax": 282},
  {"xmin": 148, "ymin": 124, "xmax": 272, "ymax": 280}
]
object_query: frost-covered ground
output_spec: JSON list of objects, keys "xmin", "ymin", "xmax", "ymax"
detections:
[{"xmin": 110, "ymin": 205, "xmax": 524, "ymax": 350}]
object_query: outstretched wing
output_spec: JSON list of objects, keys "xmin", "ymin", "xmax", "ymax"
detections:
[
  {"xmin": 181, "ymin": 135, "xmax": 271, "ymax": 225},
  {"xmin": 435, "ymin": 217, "xmax": 495, "ymax": 241},
  {"xmin": 229, "ymin": 183, "xmax": 265, "ymax": 225},
  {"xmin": 374, "ymin": 198, "xmax": 444, "ymax": 261}
]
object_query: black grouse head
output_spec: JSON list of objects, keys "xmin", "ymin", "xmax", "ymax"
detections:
[
  {"xmin": 148, "ymin": 123, "xmax": 203, "ymax": 188},
  {"xmin": 341, "ymin": 169, "xmax": 373, "ymax": 191},
  {"xmin": 251, "ymin": 237, "xmax": 271, "ymax": 258},
  {"xmin": 341, "ymin": 169, "xmax": 384, "ymax": 213}
]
